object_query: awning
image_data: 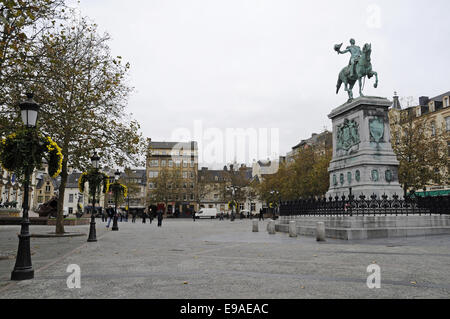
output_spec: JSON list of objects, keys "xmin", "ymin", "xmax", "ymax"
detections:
[{"xmin": 411, "ymin": 190, "xmax": 450, "ymax": 197}]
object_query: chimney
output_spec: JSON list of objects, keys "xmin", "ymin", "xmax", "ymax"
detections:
[
  {"xmin": 419, "ymin": 96, "xmax": 429, "ymax": 106},
  {"xmin": 392, "ymin": 92, "xmax": 402, "ymax": 110}
]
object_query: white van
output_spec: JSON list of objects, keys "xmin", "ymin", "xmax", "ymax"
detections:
[{"xmin": 196, "ymin": 208, "xmax": 218, "ymax": 219}]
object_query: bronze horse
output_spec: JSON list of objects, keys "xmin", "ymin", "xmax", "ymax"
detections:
[{"xmin": 336, "ymin": 43, "xmax": 378, "ymax": 101}]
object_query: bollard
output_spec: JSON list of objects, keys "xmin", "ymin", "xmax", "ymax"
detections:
[
  {"xmin": 252, "ymin": 220, "xmax": 259, "ymax": 233},
  {"xmin": 289, "ymin": 221, "xmax": 297, "ymax": 237},
  {"xmin": 268, "ymin": 220, "xmax": 276, "ymax": 235},
  {"xmin": 316, "ymin": 222, "xmax": 326, "ymax": 242}
]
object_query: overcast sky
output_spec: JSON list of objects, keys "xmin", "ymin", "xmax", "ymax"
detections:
[{"xmin": 69, "ymin": 0, "xmax": 450, "ymax": 168}]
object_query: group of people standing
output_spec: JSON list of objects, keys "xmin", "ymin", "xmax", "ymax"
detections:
[
  {"xmin": 102, "ymin": 207, "xmax": 164, "ymax": 228},
  {"xmin": 140, "ymin": 207, "xmax": 164, "ymax": 227},
  {"xmin": 102, "ymin": 206, "xmax": 128, "ymax": 228}
]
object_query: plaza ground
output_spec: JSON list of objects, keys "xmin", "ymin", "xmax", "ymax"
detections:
[{"xmin": 0, "ymin": 218, "xmax": 449, "ymax": 299}]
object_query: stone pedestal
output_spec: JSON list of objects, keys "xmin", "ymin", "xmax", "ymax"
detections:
[
  {"xmin": 326, "ymin": 96, "xmax": 403, "ymax": 200},
  {"xmin": 289, "ymin": 221, "xmax": 297, "ymax": 237},
  {"xmin": 268, "ymin": 220, "xmax": 276, "ymax": 235},
  {"xmin": 252, "ymin": 220, "xmax": 259, "ymax": 232},
  {"xmin": 316, "ymin": 222, "xmax": 326, "ymax": 242}
]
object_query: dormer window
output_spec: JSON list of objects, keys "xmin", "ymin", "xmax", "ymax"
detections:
[
  {"xmin": 416, "ymin": 106, "xmax": 421, "ymax": 117},
  {"xmin": 429, "ymin": 101, "xmax": 435, "ymax": 112}
]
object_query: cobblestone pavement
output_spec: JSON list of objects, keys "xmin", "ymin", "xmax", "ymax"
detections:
[{"xmin": 1, "ymin": 218, "xmax": 450, "ymax": 299}]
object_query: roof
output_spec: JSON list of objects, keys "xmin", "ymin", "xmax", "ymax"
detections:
[
  {"xmin": 198, "ymin": 167, "xmax": 253, "ymax": 183},
  {"xmin": 257, "ymin": 160, "xmax": 272, "ymax": 167},
  {"xmin": 430, "ymin": 91, "xmax": 450, "ymax": 102},
  {"xmin": 124, "ymin": 169, "xmax": 146, "ymax": 178},
  {"xmin": 36, "ymin": 175, "xmax": 60, "ymax": 190},
  {"xmin": 66, "ymin": 172, "xmax": 82, "ymax": 188},
  {"xmin": 198, "ymin": 169, "xmax": 230, "ymax": 182},
  {"xmin": 149, "ymin": 141, "xmax": 198, "ymax": 150},
  {"xmin": 292, "ymin": 131, "xmax": 332, "ymax": 150}
]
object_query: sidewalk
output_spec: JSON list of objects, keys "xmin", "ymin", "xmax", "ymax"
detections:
[{"xmin": 1, "ymin": 219, "xmax": 450, "ymax": 298}]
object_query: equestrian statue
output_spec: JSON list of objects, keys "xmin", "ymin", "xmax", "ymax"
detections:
[{"xmin": 335, "ymin": 38, "xmax": 379, "ymax": 102}]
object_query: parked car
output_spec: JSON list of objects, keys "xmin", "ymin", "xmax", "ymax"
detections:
[{"xmin": 196, "ymin": 208, "xmax": 218, "ymax": 219}]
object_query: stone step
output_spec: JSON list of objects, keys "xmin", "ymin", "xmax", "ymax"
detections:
[
  {"xmin": 275, "ymin": 223, "xmax": 450, "ymax": 240},
  {"xmin": 279, "ymin": 216, "xmax": 450, "ymax": 228}
]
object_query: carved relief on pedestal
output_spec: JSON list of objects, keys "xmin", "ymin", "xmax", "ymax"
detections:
[{"xmin": 336, "ymin": 118, "xmax": 360, "ymax": 156}]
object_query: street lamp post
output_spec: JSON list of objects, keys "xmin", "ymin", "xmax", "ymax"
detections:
[
  {"xmin": 126, "ymin": 195, "xmax": 130, "ymax": 222},
  {"xmin": 226, "ymin": 185, "xmax": 239, "ymax": 222},
  {"xmin": 11, "ymin": 93, "xmax": 40, "ymax": 281},
  {"xmin": 87, "ymin": 152, "xmax": 100, "ymax": 242},
  {"xmin": 111, "ymin": 169, "xmax": 120, "ymax": 231},
  {"xmin": 270, "ymin": 190, "xmax": 280, "ymax": 219}
]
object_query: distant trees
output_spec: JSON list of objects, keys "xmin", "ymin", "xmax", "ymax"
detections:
[
  {"xmin": 254, "ymin": 145, "xmax": 332, "ymax": 203},
  {"xmin": 222, "ymin": 165, "xmax": 250, "ymax": 213},
  {"xmin": 150, "ymin": 167, "xmax": 184, "ymax": 213}
]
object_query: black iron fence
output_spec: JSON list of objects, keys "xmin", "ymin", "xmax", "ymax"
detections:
[{"xmin": 280, "ymin": 194, "xmax": 450, "ymax": 217}]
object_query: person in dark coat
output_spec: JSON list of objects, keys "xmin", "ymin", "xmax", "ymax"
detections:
[
  {"xmin": 106, "ymin": 207, "xmax": 114, "ymax": 228},
  {"xmin": 142, "ymin": 210, "xmax": 147, "ymax": 224},
  {"xmin": 157, "ymin": 209, "xmax": 163, "ymax": 227},
  {"xmin": 192, "ymin": 210, "xmax": 196, "ymax": 222},
  {"xmin": 259, "ymin": 208, "xmax": 264, "ymax": 221},
  {"xmin": 131, "ymin": 211, "xmax": 136, "ymax": 223},
  {"xmin": 149, "ymin": 208, "xmax": 153, "ymax": 224}
]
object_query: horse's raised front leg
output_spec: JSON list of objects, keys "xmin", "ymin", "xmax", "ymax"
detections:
[{"xmin": 372, "ymin": 71, "xmax": 378, "ymax": 88}]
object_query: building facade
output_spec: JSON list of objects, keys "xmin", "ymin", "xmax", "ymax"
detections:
[
  {"xmin": 286, "ymin": 131, "xmax": 332, "ymax": 164},
  {"xmin": 198, "ymin": 165, "xmax": 263, "ymax": 215},
  {"xmin": 389, "ymin": 91, "xmax": 450, "ymax": 195},
  {"xmin": 146, "ymin": 140, "xmax": 199, "ymax": 216}
]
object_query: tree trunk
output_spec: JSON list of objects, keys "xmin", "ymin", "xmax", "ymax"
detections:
[{"xmin": 55, "ymin": 158, "xmax": 68, "ymax": 235}]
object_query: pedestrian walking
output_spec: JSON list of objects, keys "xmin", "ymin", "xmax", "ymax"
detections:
[
  {"xmin": 132, "ymin": 211, "xmax": 136, "ymax": 223},
  {"xmin": 259, "ymin": 208, "xmax": 264, "ymax": 221},
  {"xmin": 192, "ymin": 209, "xmax": 196, "ymax": 222},
  {"xmin": 149, "ymin": 208, "xmax": 154, "ymax": 224},
  {"xmin": 142, "ymin": 211, "xmax": 147, "ymax": 224},
  {"xmin": 219, "ymin": 211, "xmax": 224, "ymax": 221},
  {"xmin": 106, "ymin": 206, "xmax": 114, "ymax": 228},
  {"xmin": 157, "ymin": 209, "xmax": 163, "ymax": 227}
]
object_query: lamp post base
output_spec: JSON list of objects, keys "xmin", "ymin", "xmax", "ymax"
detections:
[
  {"xmin": 112, "ymin": 215, "xmax": 119, "ymax": 231},
  {"xmin": 11, "ymin": 268, "xmax": 34, "ymax": 281},
  {"xmin": 11, "ymin": 231, "xmax": 35, "ymax": 281},
  {"xmin": 87, "ymin": 216, "xmax": 97, "ymax": 242}
]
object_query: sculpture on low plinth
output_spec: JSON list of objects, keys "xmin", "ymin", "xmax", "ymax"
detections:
[{"xmin": 335, "ymin": 39, "xmax": 379, "ymax": 102}]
